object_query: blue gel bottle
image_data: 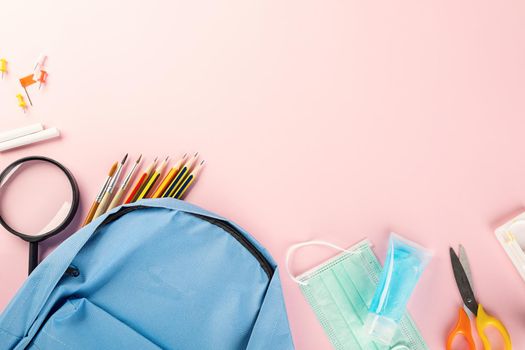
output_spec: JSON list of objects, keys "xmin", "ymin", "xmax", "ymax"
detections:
[{"xmin": 365, "ymin": 233, "xmax": 432, "ymax": 345}]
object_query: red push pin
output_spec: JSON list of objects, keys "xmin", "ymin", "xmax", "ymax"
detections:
[
  {"xmin": 34, "ymin": 70, "xmax": 48, "ymax": 89},
  {"xmin": 33, "ymin": 55, "xmax": 48, "ymax": 89}
]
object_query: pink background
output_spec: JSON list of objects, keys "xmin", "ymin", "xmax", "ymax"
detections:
[{"xmin": 1, "ymin": 0, "xmax": 525, "ymax": 348}]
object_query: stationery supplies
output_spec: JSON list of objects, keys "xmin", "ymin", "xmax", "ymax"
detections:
[
  {"xmin": 447, "ymin": 246, "xmax": 511, "ymax": 350},
  {"xmin": 286, "ymin": 240, "xmax": 428, "ymax": 350},
  {"xmin": 495, "ymin": 212, "xmax": 525, "ymax": 283},
  {"xmin": 89, "ymin": 152, "xmax": 203, "ymax": 215},
  {"xmin": 0, "ymin": 123, "xmax": 44, "ymax": 143},
  {"xmin": 151, "ymin": 153, "xmax": 187, "ymax": 198},
  {"xmin": 19, "ymin": 74, "xmax": 36, "ymax": 87},
  {"xmin": 107, "ymin": 154, "xmax": 142, "ymax": 211},
  {"xmin": 33, "ymin": 54, "xmax": 47, "ymax": 71},
  {"xmin": 1, "ymin": 58, "xmax": 7, "ymax": 79},
  {"xmin": 83, "ymin": 161, "xmax": 117, "ymax": 226},
  {"xmin": 136, "ymin": 156, "xmax": 168, "ymax": 200},
  {"xmin": 93, "ymin": 154, "xmax": 128, "ymax": 218},
  {"xmin": 34, "ymin": 70, "xmax": 48, "ymax": 89},
  {"xmin": 0, "ymin": 200, "xmax": 294, "ymax": 350},
  {"xmin": 0, "ymin": 127, "xmax": 60, "ymax": 152},
  {"xmin": 365, "ymin": 234, "xmax": 432, "ymax": 345},
  {"xmin": 19, "ymin": 74, "xmax": 36, "ymax": 106},
  {"xmin": 124, "ymin": 157, "xmax": 157, "ymax": 204},
  {"xmin": 164, "ymin": 152, "xmax": 199, "ymax": 197},
  {"xmin": 16, "ymin": 93, "xmax": 28, "ymax": 112},
  {"xmin": 13, "ymin": 55, "xmax": 48, "ymax": 109},
  {"xmin": 174, "ymin": 159, "xmax": 205, "ymax": 199},
  {"xmin": 32, "ymin": 55, "xmax": 48, "ymax": 89},
  {"xmin": 0, "ymin": 156, "xmax": 79, "ymax": 274}
]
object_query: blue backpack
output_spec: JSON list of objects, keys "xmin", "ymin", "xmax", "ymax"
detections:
[{"xmin": 0, "ymin": 199, "xmax": 295, "ymax": 350}]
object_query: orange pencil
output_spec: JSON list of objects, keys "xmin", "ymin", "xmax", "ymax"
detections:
[
  {"xmin": 151, "ymin": 153, "xmax": 188, "ymax": 198},
  {"xmin": 124, "ymin": 157, "xmax": 157, "ymax": 204}
]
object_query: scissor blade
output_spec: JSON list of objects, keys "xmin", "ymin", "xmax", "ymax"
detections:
[
  {"xmin": 450, "ymin": 247, "xmax": 479, "ymax": 316},
  {"xmin": 458, "ymin": 245, "xmax": 474, "ymax": 293}
]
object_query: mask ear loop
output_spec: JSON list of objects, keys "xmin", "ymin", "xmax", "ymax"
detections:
[{"xmin": 285, "ymin": 240, "xmax": 356, "ymax": 286}]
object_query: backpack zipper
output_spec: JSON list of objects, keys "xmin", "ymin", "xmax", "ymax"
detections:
[
  {"xmin": 99, "ymin": 205, "xmax": 144, "ymax": 226},
  {"xmin": 97, "ymin": 205, "xmax": 274, "ymax": 280},
  {"xmin": 191, "ymin": 214, "xmax": 274, "ymax": 279}
]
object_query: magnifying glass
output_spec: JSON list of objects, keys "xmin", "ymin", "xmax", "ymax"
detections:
[{"xmin": 0, "ymin": 156, "xmax": 80, "ymax": 275}]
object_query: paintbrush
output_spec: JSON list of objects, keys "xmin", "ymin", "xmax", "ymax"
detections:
[
  {"xmin": 93, "ymin": 154, "xmax": 128, "ymax": 218},
  {"xmin": 107, "ymin": 154, "xmax": 142, "ymax": 210},
  {"xmin": 83, "ymin": 161, "xmax": 118, "ymax": 226}
]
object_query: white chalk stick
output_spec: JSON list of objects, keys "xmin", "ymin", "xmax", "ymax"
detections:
[
  {"xmin": 0, "ymin": 127, "xmax": 60, "ymax": 152},
  {"xmin": 0, "ymin": 123, "xmax": 44, "ymax": 143}
]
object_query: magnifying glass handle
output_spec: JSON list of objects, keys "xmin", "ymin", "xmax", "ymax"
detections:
[{"xmin": 28, "ymin": 242, "xmax": 39, "ymax": 275}]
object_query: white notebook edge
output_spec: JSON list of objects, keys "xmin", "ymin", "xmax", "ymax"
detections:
[{"xmin": 495, "ymin": 212, "xmax": 525, "ymax": 283}]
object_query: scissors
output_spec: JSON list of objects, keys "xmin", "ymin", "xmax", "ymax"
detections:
[{"xmin": 446, "ymin": 245, "xmax": 512, "ymax": 350}]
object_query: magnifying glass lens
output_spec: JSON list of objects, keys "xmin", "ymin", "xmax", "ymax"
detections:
[{"xmin": 0, "ymin": 160, "xmax": 74, "ymax": 236}]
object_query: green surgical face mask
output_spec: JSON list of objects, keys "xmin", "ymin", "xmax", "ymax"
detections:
[{"xmin": 286, "ymin": 240, "xmax": 428, "ymax": 350}]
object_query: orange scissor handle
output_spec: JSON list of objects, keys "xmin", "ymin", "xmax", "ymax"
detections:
[
  {"xmin": 476, "ymin": 304, "xmax": 512, "ymax": 350},
  {"xmin": 446, "ymin": 308, "xmax": 476, "ymax": 350}
]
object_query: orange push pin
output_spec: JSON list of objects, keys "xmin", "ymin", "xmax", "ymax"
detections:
[
  {"xmin": 16, "ymin": 93, "xmax": 28, "ymax": 113},
  {"xmin": 0, "ymin": 58, "xmax": 7, "ymax": 79}
]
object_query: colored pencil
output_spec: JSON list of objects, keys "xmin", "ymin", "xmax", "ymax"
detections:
[
  {"xmin": 151, "ymin": 153, "xmax": 187, "ymax": 198},
  {"xmin": 136, "ymin": 156, "xmax": 169, "ymax": 200},
  {"xmin": 107, "ymin": 154, "xmax": 142, "ymax": 210},
  {"xmin": 134, "ymin": 158, "xmax": 158, "ymax": 200},
  {"xmin": 93, "ymin": 154, "xmax": 128, "ymax": 218},
  {"xmin": 124, "ymin": 157, "xmax": 157, "ymax": 204},
  {"xmin": 164, "ymin": 152, "xmax": 199, "ymax": 198},
  {"xmin": 174, "ymin": 160, "xmax": 205, "ymax": 199},
  {"xmin": 83, "ymin": 161, "xmax": 118, "ymax": 226}
]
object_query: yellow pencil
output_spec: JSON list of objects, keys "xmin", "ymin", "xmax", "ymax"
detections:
[
  {"xmin": 151, "ymin": 153, "xmax": 187, "ymax": 198},
  {"xmin": 164, "ymin": 152, "xmax": 199, "ymax": 198},
  {"xmin": 136, "ymin": 156, "xmax": 169, "ymax": 200},
  {"xmin": 174, "ymin": 160, "xmax": 205, "ymax": 199}
]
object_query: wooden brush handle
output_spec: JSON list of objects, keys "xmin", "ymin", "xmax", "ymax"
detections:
[
  {"xmin": 107, "ymin": 189, "xmax": 124, "ymax": 212},
  {"xmin": 93, "ymin": 192, "xmax": 112, "ymax": 219},
  {"xmin": 83, "ymin": 202, "xmax": 99, "ymax": 226}
]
